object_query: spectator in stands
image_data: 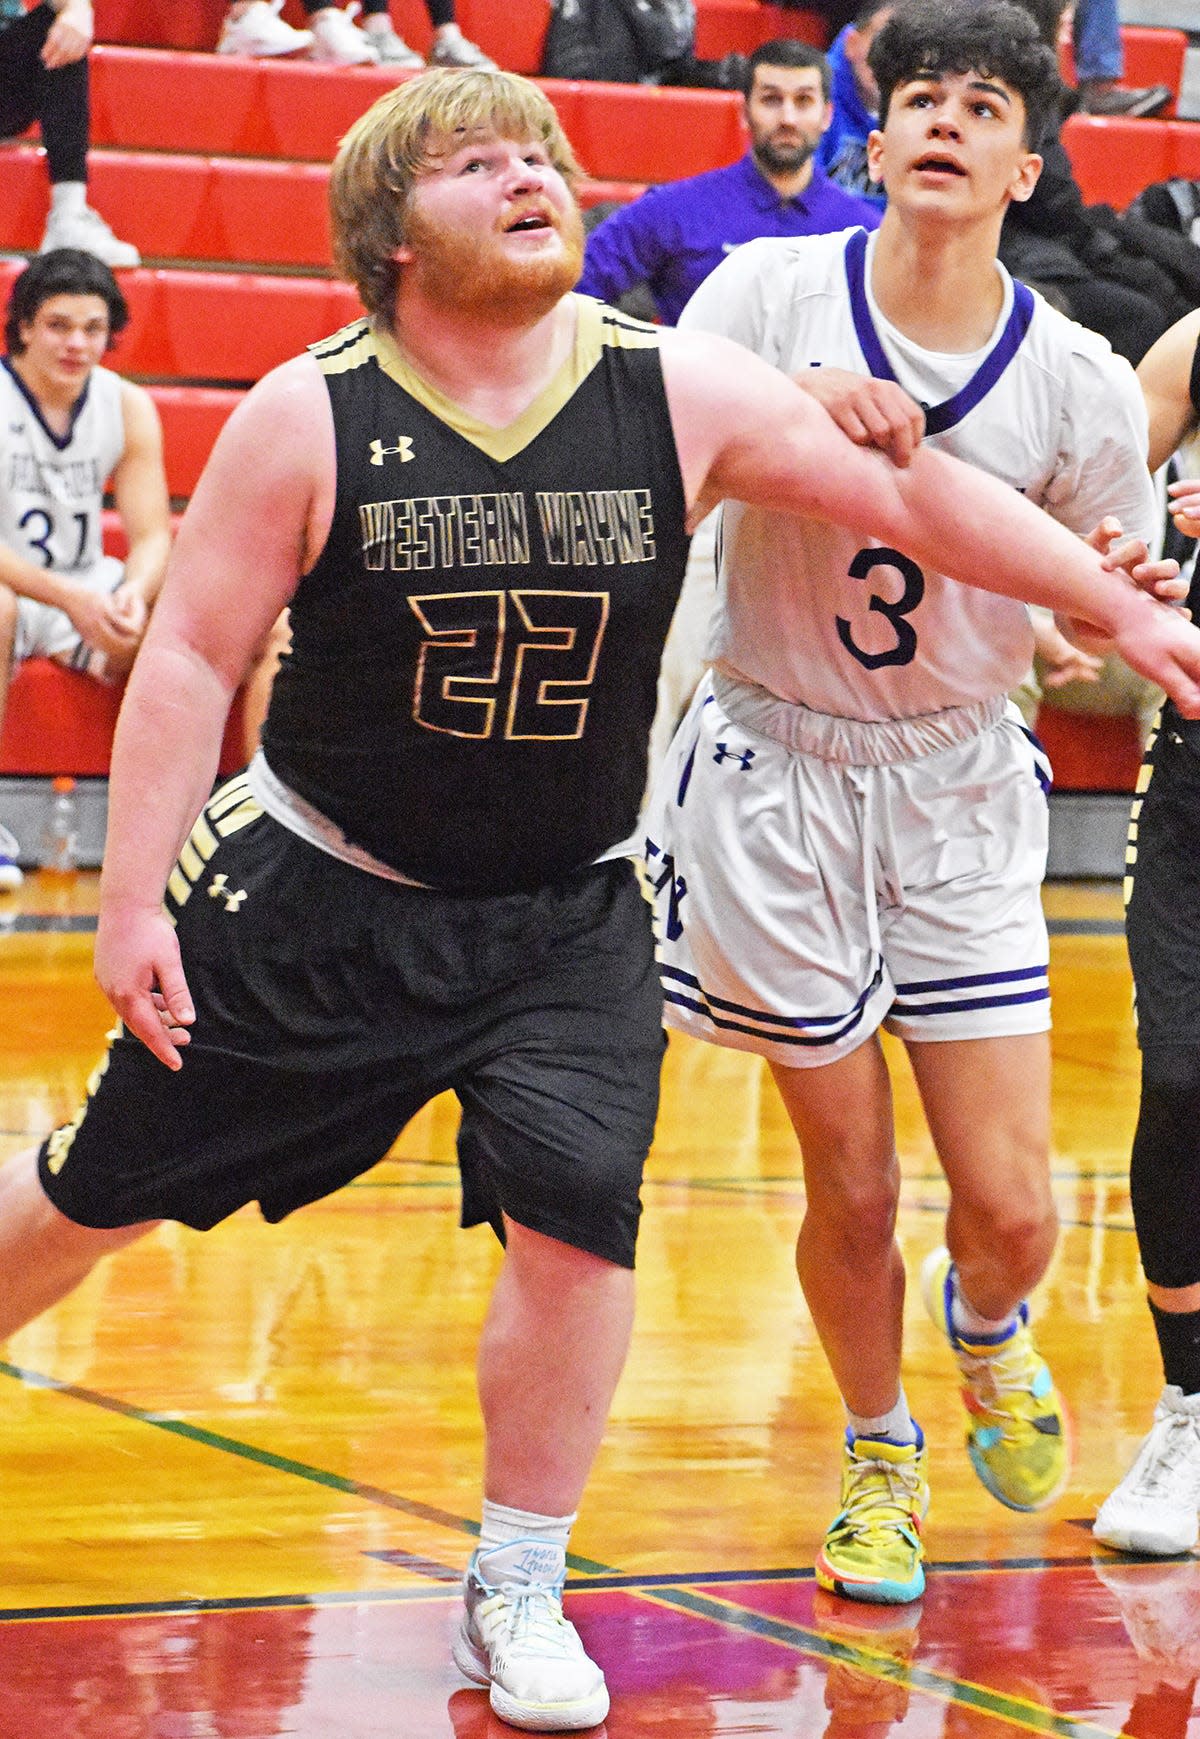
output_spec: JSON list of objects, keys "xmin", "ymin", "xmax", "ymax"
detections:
[
  {"xmin": 1001, "ymin": 0, "xmax": 1192, "ymax": 365},
  {"xmin": 578, "ymin": 39, "xmax": 880, "ymax": 327},
  {"xmin": 217, "ymin": 0, "xmax": 494, "ymax": 67},
  {"xmin": 813, "ymin": 0, "xmax": 892, "ymax": 207},
  {"xmin": 1071, "ymin": 0, "xmax": 1171, "ymax": 117},
  {"xmin": 0, "ymin": 251, "xmax": 170, "ymax": 890},
  {"xmin": 0, "ymin": 0, "xmax": 140, "ymax": 268}
]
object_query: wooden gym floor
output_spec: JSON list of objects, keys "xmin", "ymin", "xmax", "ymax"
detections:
[{"xmin": 1, "ymin": 871, "xmax": 1196, "ymax": 1738}]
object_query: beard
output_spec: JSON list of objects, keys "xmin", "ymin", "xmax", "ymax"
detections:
[
  {"xmin": 402, "ymin": 200, "xmax": 586, "ymax": 326},
  {"xmin": 752, "ymin": 134, "xmax": 817, "ymax": 177}
]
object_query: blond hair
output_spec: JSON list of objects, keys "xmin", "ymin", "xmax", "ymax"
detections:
[{"xmin": 330, "ymin": 68, "xmax": 581, "ymax": 320}]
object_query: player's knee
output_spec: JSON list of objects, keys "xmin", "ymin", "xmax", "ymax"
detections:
[
  {"xmin": 804, "ymin": 1154, "xmax": 901, "ymax": 1257},
  {"xmin": 1132, "ymin": 1045, "xmax": 1200, "ymax": 1289}
]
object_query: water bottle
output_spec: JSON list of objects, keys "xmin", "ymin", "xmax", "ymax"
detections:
[{"xmin": 40, "ymin": 776, "xmax": 80, "ymax": 880}]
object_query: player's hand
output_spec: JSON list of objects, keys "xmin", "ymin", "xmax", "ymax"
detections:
[
  {"xmin": 793, "ymin": 367, "xmax": 925, "ymax": 466},
  {"xmin": 1111, "ymin": 594, "xmax": 1200, "ymax": 719},
  {"xmin": 94, "ymin": 904, "xmax": 195, "ymax": 1070},
  {"xmin": 107, "ymin": 584, "xmax": 149, "ymax": 638},
  {"xmin": 66, "ymin": 584, "xmax": 143, "ymax": 659},
  {"xmin": 1036, "ymin": 615, "xmax": 1104, "ymax": 687},
  {"xmin": 1168, "ymin": 476, "xmax": 1200, "ymax": 541},
  {"xmin": 1088, "ymin": 514, "xmax": 1186, "ymax": 604},
  {"xmin": 42, "ymin": 0, "xmax": 94, "ymax": 66}
]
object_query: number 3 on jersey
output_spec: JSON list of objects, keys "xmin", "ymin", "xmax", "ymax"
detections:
[{"xmin": 836, "ymin": 546, "xmax": 925, "ymax": 670}]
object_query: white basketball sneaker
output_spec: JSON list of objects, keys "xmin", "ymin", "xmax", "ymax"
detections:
[
  {"xmin": 307, "ymin": 4, "xmax": 379, "ymax": 64},
  {"xmin": 452, "ymin": 1539, "xmax": 609, "ymax": 1732},
  {"xmin": 217, "ymin": 0, "xmax": 313, "ymax": 57},
  {"xmin": 38, "ymin": 206, "xmax": 139, "ymax": 269},
  {"xmin": 1094, "ymin": 1385, "xmax": 1200, "ymax": 1556}
]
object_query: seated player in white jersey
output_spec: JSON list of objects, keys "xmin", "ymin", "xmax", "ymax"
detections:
[
  {"xmin": 645, "ymin": 0, "xmax": 1174, "ymax": 1604},
  {"xmin": 0, "ymin": 249, "xmax": 170, "ymax": 887}
]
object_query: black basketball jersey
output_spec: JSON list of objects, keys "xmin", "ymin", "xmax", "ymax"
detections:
[{"xmin": 262, "ymin": 300, "xmax": 691, "ymax": 895}]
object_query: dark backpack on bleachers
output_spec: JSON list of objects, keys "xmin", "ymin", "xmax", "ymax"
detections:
[{"xmin": 540, "ymin": 0, "xmax": 695, "ymax": 83}]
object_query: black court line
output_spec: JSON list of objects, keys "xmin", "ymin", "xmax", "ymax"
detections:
[
  {"xmin": 1045, "ymin": 918, "xmax": 1124, "ymax": 937},
  {"xmin": 0, "ymin": 1357, "xmax": 609, "ymax": 1576}
]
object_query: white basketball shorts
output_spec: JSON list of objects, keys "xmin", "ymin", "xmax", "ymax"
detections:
[
  {"xmin": 643, "ymin": 671, "xmax": 1052, "ymax": 1068},
  {"xmin": 14, "ymin": 555, "xmax": 125, "ymax": 672}
]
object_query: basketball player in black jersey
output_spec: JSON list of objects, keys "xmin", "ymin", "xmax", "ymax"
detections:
[
  {"xmin": 2, "ymin": 70, "xmax": 1200, "ymax": 1734},
  {"xmin": 1092, "ymin": 307, "xmax": 1200, "ymax": 1565}
]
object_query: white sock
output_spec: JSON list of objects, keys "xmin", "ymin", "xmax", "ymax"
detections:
[
  {"xmin": 435, "ymin": 22, "xmax": 462, "ymax": 40},
  {"xmin": 951, "ymin": 1273, "xmax": 1018, "ymax": 1343},
  {"xmin": 363, "ymin": 13, "xmax": 390, "ymax": 30},
  {"xmin": 846, "ymin": 1390, "xmax": 918, "ymax": 1446},
  {"xmin": 50, "ymin": 182, "xmax": 87, "ymax": 216},
  {"xmin": 479, "ymin": 1498, "xmax": 576, "ymax": 1554}
]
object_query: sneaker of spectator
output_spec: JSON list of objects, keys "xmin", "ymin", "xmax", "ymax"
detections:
[
  {"xmin": 38, "ymin": 198, "xmax": 139, "ymax": 269},
  {"xmin": 428, "ymin": 23, "xmax": 495, "ymax": 68},
  {"xmin": 1076, "ymin": 78, "xmax": 1172, "ymax": 117},
  {"xmin": 308, "ymin": 3, "xmax": 379, "ymax": 63},
  {"xmin": 361, "ymin": 15, "xmax": 423, "ymax": 65},
  {"xmin": 0, "ymin": 824, "xmax": 22, "ymax": 893},
  {"xmin": 217, "ymin": 0, "xmax": 314, "ymax": 57}
]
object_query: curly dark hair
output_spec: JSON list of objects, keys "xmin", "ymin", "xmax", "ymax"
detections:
[
  {"xmin": 5, "ymin": 249, "xmax": 129, "ymax": 356},
  {"xmin": 869, "ymin": 0, "xmax": 1063, "ymax": 148}
]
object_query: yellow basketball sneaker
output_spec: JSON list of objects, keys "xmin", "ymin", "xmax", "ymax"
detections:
[
  {"xmin": 815, "ymin": 1429, "xmax": 929, "ymax": 1605},
  {"xmin": 920, "ymin": 1246, "xmax": 1070, "ymax": 1513}
]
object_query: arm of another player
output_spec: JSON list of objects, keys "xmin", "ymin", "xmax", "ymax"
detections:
[
  {"xmin": 1138, "ymin": 309, "xmax": 1200, "ymax": 540},
  {"xmin": 1139, "ymin": 308, "xmax": 1200, "ymax": 475},
  {"xmin": 660, "ymin": 327, "xmax": 1200, "ymax": 713},
  {"xmin": 95, "ymin": 354, "xmax": 334, "ymax": 1068},
  {"xmin": 107, "ymin": 380, "xmax": 173, "ymax": 639}
]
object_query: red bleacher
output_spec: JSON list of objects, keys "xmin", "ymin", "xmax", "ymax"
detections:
[{"xmin": 0, "ymin": 10, "xmax": 1194, "ymax": 791}]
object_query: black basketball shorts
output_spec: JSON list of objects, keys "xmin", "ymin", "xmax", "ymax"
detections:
[
  {"xmin": 1126, "ymin": 723, "xmax": 1200, "ymax": 1052},
  {"xmin": 39, "ymin": 777, "xmax": 666, "ymax": 1269}
]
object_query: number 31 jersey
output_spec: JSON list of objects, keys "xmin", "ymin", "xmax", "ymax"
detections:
[
  {"xmin": 0, "ymin": 358, "xmax": 125, "ymax": 577},
  {"xmin": 679, "ymin": 226, "xmax": 1154, "ymax": 722}
]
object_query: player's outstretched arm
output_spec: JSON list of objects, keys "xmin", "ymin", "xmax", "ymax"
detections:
[
  {"xmin": 660, "ymin": 328, "xmax": 1200, "ymax": 716},
  {"xmin": 96, "ymin": 355, "xmax": 334, "ymax": 1067}
]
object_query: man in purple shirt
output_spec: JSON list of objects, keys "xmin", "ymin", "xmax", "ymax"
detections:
[{"xmin": 577, "ymin": 38, "xmax": 880, "ymax": 326}]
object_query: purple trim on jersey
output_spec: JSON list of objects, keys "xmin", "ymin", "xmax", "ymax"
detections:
[
  {"xmin": 674, "ymin": 691, "xmax": 715, "ymax": 807},
  {"xmin": 660, "ymin": 958, "xmax": 884, "ymax": 1046},
  {"xmin": 1, "ymin": 354, "xmax": 92, "ymax": 452},
  {"xmin": 842, "ymin": 227, "xmax": 1035, "ymax": 436}
]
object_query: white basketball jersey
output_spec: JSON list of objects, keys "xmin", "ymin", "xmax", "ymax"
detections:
[
  {"xmin": 0, "ymin": 358, "xmax": 125, "ymax": 577},
  {"xmin": 679, "ymin": 227, "xmax": 1155, "ymax": 721}
]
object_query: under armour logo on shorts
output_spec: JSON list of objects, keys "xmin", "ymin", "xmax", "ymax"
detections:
[
  {"xmin": 713, "ymin": 742, "xmax": 756, "ymax": 771},
  {"xmin": 208, "ymin": 872, "xmax": 248, "ymax": 912}
]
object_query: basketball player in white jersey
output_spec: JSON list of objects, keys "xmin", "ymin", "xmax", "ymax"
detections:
[
  {"xmin": 0, "ymin": 248, "xmax": 170, "ymax": 886},
  {"xmin": 646, "ymin": 0, "xmax": 1173, "ymax": 1603}
]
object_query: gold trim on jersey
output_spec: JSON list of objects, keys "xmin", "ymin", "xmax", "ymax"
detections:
[
  {"xmin": 44, "ymin": 1026, "xmax": 122, "ymax": 1177},
  {"xmin": 165, "ymin": 773, "xmax": 263, "ymax": 910},
  {"xmin": 311, "ymin": 300, "xmax": 662, "ymax": 464}
]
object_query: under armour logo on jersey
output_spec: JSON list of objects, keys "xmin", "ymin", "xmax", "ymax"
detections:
[
  {"xmin": 208, "ymin": 872, "xmax": 247, "ymax": 912},
  {"xmin": 369, "ymin": 437, "xmax": 415, "ymax": 466},
  {"xmin": 713, "ymin": 742, "xmax": 756, "ymax": 771}
]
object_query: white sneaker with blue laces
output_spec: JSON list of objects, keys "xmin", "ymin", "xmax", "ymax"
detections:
[{"xmin": 452, "ymin": 1539, "xmax": 609, "ymax": 1732}]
